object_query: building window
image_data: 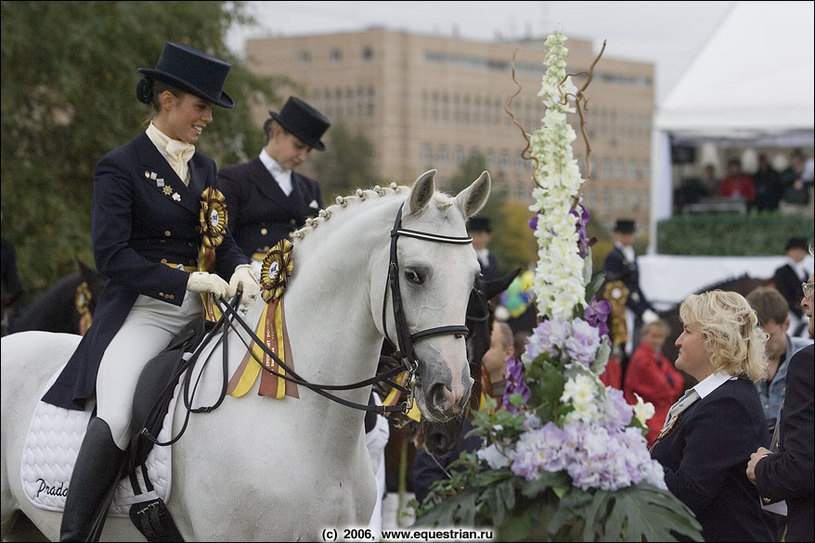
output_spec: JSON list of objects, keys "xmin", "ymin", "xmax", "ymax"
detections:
[
  {"xmin": 362, "ymin": 46, "xmax": 373, "ymax": 60},
  {"xmin": 421, "ymin": 144, "xmax": 433, "ymax": 168},
  {"xmin": 330, "ymin": 48, "xmax": 343, "ymax": 63},
  {"xmin": 455, "ymin": 146, "xmax": 465, "ymax": 166},
  {"xmin": 437, "ymin": 146, "xmax": 449, "ymax": 165},
  {"xmin": 298, "ymin": 51, "xmax": 311, "ymax": 65}
]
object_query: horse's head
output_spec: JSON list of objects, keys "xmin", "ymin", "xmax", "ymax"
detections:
[{"xmin": 391, "ymin": 169, "xmax": 490, "ymax": 422}]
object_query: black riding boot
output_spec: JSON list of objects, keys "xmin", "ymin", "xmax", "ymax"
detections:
[{"xmin": 60, "ymin": 417, "xmax": 126, "ymax": 541}]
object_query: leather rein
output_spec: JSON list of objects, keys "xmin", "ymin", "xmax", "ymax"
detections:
[{"xmin": 214, "ymin": 202, "xmax": 472, "ymax": 415}]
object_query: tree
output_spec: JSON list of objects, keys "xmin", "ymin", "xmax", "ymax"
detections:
[
  {"xmin": 1, "ymin": 1, "xmax": 283, "ymax": 295},
  {"xmin": 307, "ymin": 119, "xmax": 380, "ymax": 202}
]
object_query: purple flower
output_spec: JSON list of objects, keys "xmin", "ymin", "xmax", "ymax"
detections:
[
  {"xmin": 564, "ymin": 319, "xmax": 601, "ymax": 367},
  {"xmin": 528, "ymin": 214, "xmax": 538, "ymax": 231},
  {"xmin": 503, "ymin": 356, "xmax": 531, "ymax": 413},
  {"xmin": 571, "ymin": 204, "xmax": 591, "ymax": 258},
  {"xmin": 525, "ymin": 319, "xmax": 570, "ymax": 360},
  {"xmin": 584, "ymin": 297, "xmax": 612, "ymax": 339}
]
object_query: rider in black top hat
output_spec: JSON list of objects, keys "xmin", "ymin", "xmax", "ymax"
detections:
[
  {"xmin": 43, "ymin": 41, "xmax": 258, "ymax": 541},
  {"xmin": 219, "ymin": 96, "xmax": 331, "ymax": 271}
]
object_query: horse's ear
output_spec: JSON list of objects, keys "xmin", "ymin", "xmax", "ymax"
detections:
[
  {"xmin": 480, "ymin": 268, "xmax": 521, "ymax": 300},
  {"xmin": 409, "ymin": 169, "xmax": 437, "ymax": 214},
  {"xmin": 455, "ymin": 171, "xmax": 491, "ymax": 218}
]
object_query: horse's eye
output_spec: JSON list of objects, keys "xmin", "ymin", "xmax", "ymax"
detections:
[{"xmin": 404, "ymin": 268, "xmax": 424, "ymax": 284}]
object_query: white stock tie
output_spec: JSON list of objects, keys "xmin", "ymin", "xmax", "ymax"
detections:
[
  {"xmin": 165, "ymin": 139, "xmax": 195, "ymax": 184},
  {"xmin": 661, "ymin": 388, "xmax": 700, "ymax": 433}
]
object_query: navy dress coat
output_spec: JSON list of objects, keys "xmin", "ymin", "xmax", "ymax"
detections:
[
  {"xmin": 650, "ymin": 377, "xmax": 777, "ymax": 542},
  {"xmin": 603, "ymin": 245, "xmax": 653, "ymax": 316},
  {"xmin": 218, "ymin": 157, "xmax": 323, "ymax": 258},
  {"xmin": 42, "ymin": 132, "xmax": 247, "ymax": 410},
  {"xmin": 756, "ymin": 344, "xmax": 814, "ymax": 542}
]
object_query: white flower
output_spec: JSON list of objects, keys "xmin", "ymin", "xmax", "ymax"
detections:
[
  {"xmin": 477, "ymin": 442, "xmax": 510, "ymax": 470},
  {"xmin": 632, "ymin": 393, "xmax": 656, "ymax": 426}
]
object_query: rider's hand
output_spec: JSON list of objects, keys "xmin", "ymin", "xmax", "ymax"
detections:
[
  {"xmin": 228, "ymin": 264, "xmax": 260, "ymax": 306},
  {"xmin": 186, "ymin": 271, "xmax": 229, "ymax": 301}
]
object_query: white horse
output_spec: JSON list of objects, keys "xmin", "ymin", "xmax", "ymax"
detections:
[{"xmin": 1, "ymin": 169, "xmax": 490, "ymax": 541}]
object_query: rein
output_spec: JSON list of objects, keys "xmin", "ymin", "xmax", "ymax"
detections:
[{"xmin": 138, "ymin": 202, "xmax": 476, "ymax": 452}]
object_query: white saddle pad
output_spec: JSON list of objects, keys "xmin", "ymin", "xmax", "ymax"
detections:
[{"xmin": 21, "ymin": 365, "xmax": 178, "ymax": 517}]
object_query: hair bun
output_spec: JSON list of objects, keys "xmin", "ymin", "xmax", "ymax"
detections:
[{"xmin": 136, "ymin": 78, "xmax": 153, "ymax": 104}]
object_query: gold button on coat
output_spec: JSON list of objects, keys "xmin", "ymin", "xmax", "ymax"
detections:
[{"xmin": 261, "ymin": 228, "xmax": 268, "ymax": 235}]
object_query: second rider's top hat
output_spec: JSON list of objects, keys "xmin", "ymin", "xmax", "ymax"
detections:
[
  {"xmin": 137, "ymin": 42, "xmax": 234, "ymax": 108},
  {"xmin": 613, "ymin": 219, "xmax": 636, "ymax": 234},
  {"xmin": 269, "ymin": 97, "xmax": 331, "ymax": 151}
]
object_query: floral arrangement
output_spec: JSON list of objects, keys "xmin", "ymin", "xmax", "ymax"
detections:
[{"xmin": 413, "ymin": 32, "xmax": 702, "ymax": 542}]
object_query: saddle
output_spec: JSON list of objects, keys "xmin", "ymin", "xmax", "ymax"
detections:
[{"xmin": 125, "ymin": 317, "xmax": 217, "ymax": 542}]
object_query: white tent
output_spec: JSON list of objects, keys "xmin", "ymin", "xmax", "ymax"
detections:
[
  {"xmin": 649, "ymin": 0, "xmax": 815, "ymax": 249},
  {"xmin": 640, "ymin": 2, "xmax": 814, "ymax": 309}
]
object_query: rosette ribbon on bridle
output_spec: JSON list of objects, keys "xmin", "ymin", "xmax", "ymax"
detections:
[
  {"xmin": 198, "ymin": 187, "xmax": 228, "ymax": 320},
  {"xmin": 227, "ymin": 239, "xmax": 299, "ymax": 399}
]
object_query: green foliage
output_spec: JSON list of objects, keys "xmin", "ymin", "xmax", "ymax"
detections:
[
  {"xmin": 1, "ymin": 1, "xmax": 281, "ymax": 295},
  {"xmin": 416, "ymin": 462, "xmax": 704, "ymax": 542},
  {"xmin": 308, "ymin": 119, "xmax": 382, "ymax": 201},
  {"xmin": 657, "ymin": 213, "xmax": 813, "ymax": 255}
]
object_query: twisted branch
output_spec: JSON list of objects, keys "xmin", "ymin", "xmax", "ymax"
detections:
[
  {"xmin": 561, "ymin": 40, "xmax": 606, "ymax": 211},
  {"xmin": 505, "ymin": 48, "xmax": 539, "ymax": 184}
]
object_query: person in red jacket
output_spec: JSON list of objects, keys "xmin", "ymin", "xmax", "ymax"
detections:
[
  {"xmin": 623, "ymin": 318, "xmax": 685, "ymax": 446},
  {"xmin": 718, "ymin": 158, "xmax": 757, "ymax": 206}
]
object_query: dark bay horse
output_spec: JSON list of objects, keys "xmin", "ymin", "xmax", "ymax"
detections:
[{"xmin": 6, "ymin": 260, "xmax": 107, "ymax": 336}]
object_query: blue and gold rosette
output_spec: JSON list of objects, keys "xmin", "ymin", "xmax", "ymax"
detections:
[
  {"xmin": 198, "ymin": 187, "xmax": 228, "ymax": 320},
  {"xmin": 227, "ymin": 239, "xmax": 299, "ymax": 399},
  {"xmin": 259, "ymin": 239, "xmax": 294, "ymax": 303}
]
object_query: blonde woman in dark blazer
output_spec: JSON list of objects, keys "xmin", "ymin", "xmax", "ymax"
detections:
[{"xmin": 650, "ymin": 290, "xmax": 777, "ymax": 542}]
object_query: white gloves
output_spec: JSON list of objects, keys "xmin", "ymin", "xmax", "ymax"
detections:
[
  {"xmin": 186, "ymin": 271, "xmax": 229, "ymax": 301},
  {"xmin": 228, "ymin": 264, "xmax": 260, "ymax": 306},
  {"xmin": 642, "ymin": 308, "xmax": 660, "ymax": 324}
]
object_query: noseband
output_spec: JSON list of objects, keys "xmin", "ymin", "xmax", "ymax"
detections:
[{"xmin": 382, "ymin": 203, "xmax": 473, "ymax": 388}]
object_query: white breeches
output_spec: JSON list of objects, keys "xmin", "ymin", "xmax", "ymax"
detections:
[{"xmin": 96, "ymin": 292, "xmax": 202, "ymax": 450}]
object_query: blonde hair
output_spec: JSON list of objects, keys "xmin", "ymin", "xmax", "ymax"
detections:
[{"xmin": 679, "ymin": 290, "xmax": 768, "ymax": 382}]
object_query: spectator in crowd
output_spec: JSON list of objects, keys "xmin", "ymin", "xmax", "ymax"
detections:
[
  {"xmin": 717, "ymin": 158, "xmax": 756, "ymax": 208},
  {"xmin": 780, "ymin": 148, "xmax": 814, "ymax": 211},
  {"xmin": 700, "ymin": 163, "xmax": 720, "ymax": 196},
  {"xmin": 467, "ymin": 217, "xmax": 500, "ymax": 281},
  {"xmin": 650, "ymin": 290, "xmax": 777, "ymax": 542},
  {"xmin": 481, "ymin": 320, "xmax": 514, "ymax": 408},
  {"xmin": 753, "ymin": 154, "xmax": 784, "ymax": 212},
  {"xmin": 674, "ymin": 175, "xmax": 711, "ymax": 213},
  {"xmin": 774, "ymin": 237, "xmax": 812, "ymax": 336},
  {"xmin": 603, "ymin": 218, "xmax": 658, "ymax": 360},
  {"xmin": 746, "ymin": 286, "xmax": 812, "ymax": 436},
  {"xmin": 623, "ymin": 319, "xmax": 685, "ymax": 446},
  {"xmin": 219, "ymin": 96, "xmax": 330, "ymax": 275},
  {"xmin": 748, "ymin": 266, "xmax": 814, "ymax": 542}
]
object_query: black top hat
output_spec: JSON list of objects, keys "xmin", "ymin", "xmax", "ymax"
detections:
[
  {"xmin": 466, "ymin": 217, "xmax": 492, "ymax": 233},
  {"xmin": 137, "ymin": 42, "xmax": 234, "ymax": 108},
  {"xmin": 613, "ymin": 219, "xmax": 636, "ymax": 234},
  {"xmin": 785, "ymin": 237, "xmax": 809, "ymax": 251},
  {"xmin": 269, "ymin": 97, "xmax": 331, "ymax": 151}
]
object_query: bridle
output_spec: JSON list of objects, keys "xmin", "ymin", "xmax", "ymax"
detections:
[
  {"xmin": 380, "ymin": 202, "xmax": 473, "ymax": 397},
  {"xmin": 215, "ymin": 202, "xmax": 473, "ymax": 415}
]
